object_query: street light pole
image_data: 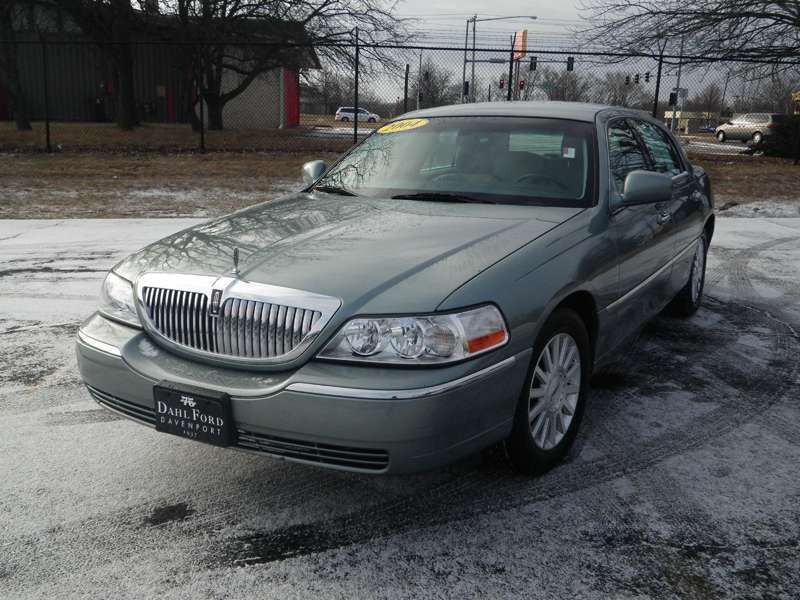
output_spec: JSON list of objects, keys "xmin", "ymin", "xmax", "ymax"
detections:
[{"xmin": 464, "ymin": 15, "xmax": 536, "ymax": 104}]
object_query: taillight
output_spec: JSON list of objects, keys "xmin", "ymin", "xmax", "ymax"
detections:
[{"xmin": 768, "ymin": 123, "xmax": 777, "ymax": 129}]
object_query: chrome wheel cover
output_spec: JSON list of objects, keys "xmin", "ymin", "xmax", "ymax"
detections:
[
  {"xmin": 528, "ymin": 333, "xmax": 581, "ymax": 450},
  {"xmin": 691, "ymin": 238, "xmax": 705, "ymax": 303}
]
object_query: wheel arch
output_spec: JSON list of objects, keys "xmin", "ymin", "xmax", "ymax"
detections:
[
  {"xmin": 704, "ymin": 214, "xmax": 715, "ymax": 244},
  {"xmin": 548, "ymin": 290, "xmax": 599, "ymax": 367}
]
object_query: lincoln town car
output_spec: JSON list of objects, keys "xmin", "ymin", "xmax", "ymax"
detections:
[{"xmin": 76, "ymin": 102, "xmax": 713, "ymax": 475}]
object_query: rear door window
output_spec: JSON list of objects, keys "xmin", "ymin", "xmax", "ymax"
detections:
[
  {"xmin": 607, "ymin": 120, "xmax": 648, "ymax": 191},
  {"xmin": 633, "ymin": 121, "xmax": 683, "ymax": 176}
]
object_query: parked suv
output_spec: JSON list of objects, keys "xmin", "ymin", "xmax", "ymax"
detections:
[
  {"xmin": 715, "ymin": 113, "xmax": 787, "ymax": 144},
  {"xmin": 335, "ymin": 106, "xmax": 380, "ymax": 123}
]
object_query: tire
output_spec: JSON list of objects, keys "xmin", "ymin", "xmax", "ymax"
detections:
[
  {"xmin": 506, "ymin": 308, "xmax": 591, "ymax": 475},
  {"xmin": 341, "ymin": 116, "xmax": 349, "ymax": 122},
  {"xmin": 752, "ymin": 131, "xmax": 763, "ymax": 145},
  {"xmin": 669, "ymin": 233, "xmax": 707, "ymax": 317},
  {"xmin": 368, "ymin": 117, "xmax": 376, "ymax": 123},
  {"xmin": 716, "ymin": 131, "xmax": 726, "ymax": 143}
]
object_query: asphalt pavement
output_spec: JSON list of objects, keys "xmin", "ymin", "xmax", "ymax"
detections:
[{"xmin": 1, "ymin": 215, "xmax": 799, "ymax": 599}]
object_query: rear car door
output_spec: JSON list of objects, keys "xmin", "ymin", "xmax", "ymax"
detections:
[
  {"xmin": 632, "ymin": 119, "xmax": 701, "ymax": 295},
  {"xmin": 606, "ymin": 118, "xmax": 677, "ymax": 334}
]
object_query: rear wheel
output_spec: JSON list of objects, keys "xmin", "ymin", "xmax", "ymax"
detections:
[
  {"xmin": 506, "ymin": 309, "xmax": 591, "ymax": 475},
  {"xmin": 669, "ymin": 233, "xmax": 707, "ymax": 317},
  {"xmin": 716, "ymin": 131, "xmax": 726, "ymax": 143},
  {"xmin": 341, "ymin": 116, "xmax": 350, "ymax": 122},
  {"xmin": 752, "ymin": 131, "xmax": 763, "ymax": 145},
  {"xmin": 368, "ymin": 117, "xmax": 376, "ymax": 123}
]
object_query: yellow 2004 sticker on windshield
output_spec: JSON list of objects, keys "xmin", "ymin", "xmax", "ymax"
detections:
[{"xmin": 377, "ymin": 118, "xmax": 429, "ymax": 134}]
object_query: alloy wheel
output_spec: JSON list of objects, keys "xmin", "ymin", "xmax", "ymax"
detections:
[{"xmin": 528, "ymin": 333, "xmax": 581, "ymax": 450}]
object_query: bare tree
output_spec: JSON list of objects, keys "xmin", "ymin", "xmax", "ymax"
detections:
[
  {"xmin": 413, "ymin": 57, "xmax": 458, "ymax": 108},
  {"xmin": 539, "ymin": 67, "xmax": 593, "ymax": 102},
  {"xmin": 0, "ymin": 0, "xmax": 31, "ymax": 130},
  {"xmin": 579, "ymin": 0, "xmax": 800, "ymax": 62},
  {"xmin": 686, "ymin": 83, "xmax": 723, "ymax": 113},
  {"xmin": 594, "ymin": 71, "xmax": 648, "ymax": 107},
  {"xmin": 56, "ymin": 0, "xmax": 154, "ymax": 130},
  {"xmin": 163, "ymin": 0, "xmax": 407, "ymax": 130}
]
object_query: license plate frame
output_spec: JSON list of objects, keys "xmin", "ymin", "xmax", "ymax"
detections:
[{"xmin": 153, "ymin": 382, "xmax": 233, "ymax": 447}]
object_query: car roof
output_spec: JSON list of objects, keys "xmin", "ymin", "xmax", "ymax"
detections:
[{"xmin": 398, "ymin": 101, "xmax": 644, "ymax": 123}]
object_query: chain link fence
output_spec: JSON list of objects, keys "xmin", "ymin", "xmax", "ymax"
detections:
[{"xmin": 1, "ymin": 39, "xmax": 799, "ymax": 157}]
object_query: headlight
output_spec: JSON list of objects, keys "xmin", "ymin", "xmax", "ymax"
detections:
[
  {"xmin": 318, "ymin": 305, "xmax": 508, "ymax": 365},
  {"xmin": 99, "ymin": 271, "xmax": 141, "ymax": 327}
]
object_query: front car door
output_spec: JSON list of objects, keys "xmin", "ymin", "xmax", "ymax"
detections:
[{"xmin": 603, "ymin": 118, "xmax": 678, "ymax": 347}]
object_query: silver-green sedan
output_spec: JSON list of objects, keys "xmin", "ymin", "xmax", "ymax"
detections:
[{"xmin": 76, "ymin": 102, "xmax": 714, "ymax": 475}]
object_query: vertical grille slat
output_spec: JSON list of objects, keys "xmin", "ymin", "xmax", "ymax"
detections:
[
  {"xmin": 268, "ymin": 304, "xmax": 278, "ymax": 357},
  {"xmin": 283, "ymin": 306, "xmax": 296, "ymax": 354},
  {"xmin": 141, "ymin": 286, "xmax": 318, "ymax": 360}
]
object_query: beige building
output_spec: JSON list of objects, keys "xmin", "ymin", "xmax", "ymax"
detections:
[{"xmin": 662, "ymin": 110, "xmax": 720, "ymax": 133}]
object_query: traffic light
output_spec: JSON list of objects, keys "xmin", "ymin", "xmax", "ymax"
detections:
[
  {"xmin": 529, "ymin": 56, "xmax": 537, "ymax": 71},
  {"xmin": 499, "ymin": 78, "xmax": 505, "ymax": 89},
  {"xmin": 625, "ymin": 75, "xmax": 631, "ymax": 85},
  {"xmin": 519, "ymin": 79, "xmax": 525, "ymax": 90},
  {"xmin": 668, "ymin": 92, "xmax": 678, "ymax": 106},
  {"xmin": 644, "ymin": 71, "xmax": 651, "ymax": 83},
  {"xmin": 566, "ymin": 56, "xmax": 574, "ymax": 72},
  {"xmin": 634, "ymin": 73, "xmax": 640, "ymax": 84}
]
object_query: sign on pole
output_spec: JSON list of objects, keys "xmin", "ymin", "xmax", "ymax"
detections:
[{"xmin": 513, "ymin": 30, "xmax": 528, "ymax": 61}]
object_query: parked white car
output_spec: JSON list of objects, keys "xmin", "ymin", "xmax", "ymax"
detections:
[{"xmin": 335, "ymin": 107, "xmax": 380, "ymax": 123}]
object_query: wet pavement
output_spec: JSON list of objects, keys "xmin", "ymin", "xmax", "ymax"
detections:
[{"xmin": 1, "ymin": 216, "xmax": 799, "ymax": 599}]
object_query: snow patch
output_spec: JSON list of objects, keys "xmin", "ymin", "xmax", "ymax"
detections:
[{"xmin": 717, "ymin": 199, "xmax": 800, "ymax": 218}]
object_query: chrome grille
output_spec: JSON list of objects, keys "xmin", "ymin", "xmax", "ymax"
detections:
[{"xmin": 141, "ymin": 286, "xmax": 322, "ymax": 359}]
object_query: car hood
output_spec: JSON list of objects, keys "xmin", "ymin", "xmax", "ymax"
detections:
[{"xmin": 115, "ymin": 192, "xmax": 583, "ymax": 314}]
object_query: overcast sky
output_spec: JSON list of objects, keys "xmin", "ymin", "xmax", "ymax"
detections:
[{"xmin": 393, "ymin": 1, "xmax": 585, "ymax": 49}]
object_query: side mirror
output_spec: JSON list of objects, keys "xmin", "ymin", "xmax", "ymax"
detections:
[
  {"xmin": 302, "ymin": 160, "xmax": 327, "ymax": 185},
  {"xmin": 620, "ymin": 170, "xmax": 672, "ymax": 206}
]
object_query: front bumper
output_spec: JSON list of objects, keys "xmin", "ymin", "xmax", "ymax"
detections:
[{"xmin": 76, "ymin": 313, "xmax": 530, "ymax": 474}]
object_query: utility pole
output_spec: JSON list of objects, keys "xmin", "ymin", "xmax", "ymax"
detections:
[
  {"xmin": 652, "ymin": 49, "xmax": 664, "ymax": 119},
  {"xmin": 507, "ymin": 33, "xmax": 516, "ymax": 102},
  {"xmin": 470, "ymin": 15, "xmax": 477, "ymax": 102},
  {"xmin": 719, "ymin": 70, "xmax": 731, "ymax": 118},
  {"xmin": 670, "ymin": 36, "xmax": 685, "ymax": 132},
  {"xmin": 417, "ymin": 51, "xmax": 422, "ymax": 110},
  {"xmin": 403, "ymin": 63, "xmax": 410, "ymax": 113},
  {"xmin": 461, "ymin": 19, "xmax": 470, "ymax": 103}
]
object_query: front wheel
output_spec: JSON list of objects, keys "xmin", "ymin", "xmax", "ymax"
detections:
[
  {"xmin": 716, "ymin": 131, "xmax": 726, "ymax": 143},
  {"xmin": 368, "ymin": 117, "xmax": 376, "ymax": 123},
  {"xmin": 506, "ymin": 309, "xmax": 591, "ymax": 475},
  {"xmin": 669, "ymin": 233, "xmax": 707, "ymax": 317}
]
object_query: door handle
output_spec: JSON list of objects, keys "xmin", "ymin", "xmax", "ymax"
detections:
[{"xmin": 656, "ymin": 210, "xmax": 672, "ymax": 225}]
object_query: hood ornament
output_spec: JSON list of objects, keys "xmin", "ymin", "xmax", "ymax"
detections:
[{"xmin": 232, "ymin": 247, "xmax": 240, "ymax": 277}]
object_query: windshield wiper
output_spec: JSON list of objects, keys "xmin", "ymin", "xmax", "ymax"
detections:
[
  {"xmin": 390, "ymin": 192, "xmax": 497, "ymax": 204},
  {"xmin": 314, "ymin": 184, "xmax": 358, "ymax": 197}
]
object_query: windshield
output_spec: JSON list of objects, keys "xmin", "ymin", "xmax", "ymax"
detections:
[{"xmin": 315, "ymin": 116, "xmax": 595, "ymax": 207}]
